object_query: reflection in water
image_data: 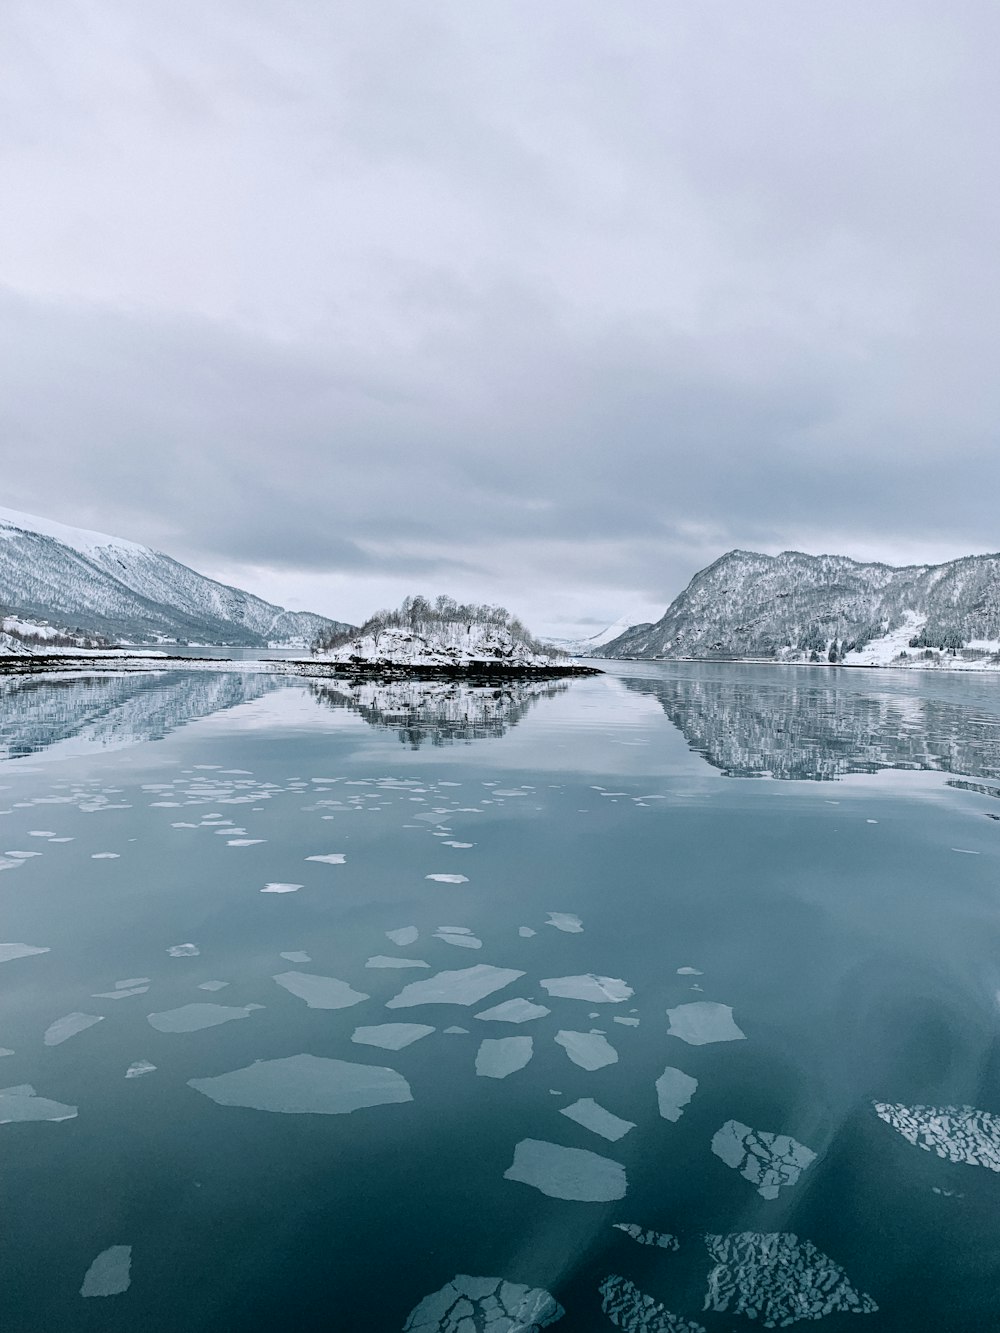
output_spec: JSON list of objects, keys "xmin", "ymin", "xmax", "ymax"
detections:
[
  {"xmin": 308, "ymin": 676, "xmax": 568, "ymax": 748},
  {"xmin": 622, "ymin": 668, "xmax": 1000, "ymax": 780},
  {"xmin": 0, "ymin": 671, "xmax": 280, "ymax": 761}
]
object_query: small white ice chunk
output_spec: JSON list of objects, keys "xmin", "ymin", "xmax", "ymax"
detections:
[
  {"xmin": 666, "ymin": 1002, "xmax": 746, "ymax": 1045},
  {"xmin": 434, "ymin": 928, "xmax": 482, "ymax": 949},
  {"xmin": 546, "ymin": 912, "xmax": 583, "ymax": 933},
  {"xmin": 387, "ymin": 965, "xmax": 524, "ymax": 1009},
  {"xmin": 474, "ymin": 998, "xmax": 550, "ymax": 1024},
  {"xmin": 306, "ymin": 853, "xmax": 346, "ymax": 864},
  {"xmin": 261, "ymin": 882, "xmax": 302, "ymax": 894},
  {"xmin": 425, "ymin": 874, "xmax": 468, "ymax": 884},
  {"xmin": 504, "ymin": 1138, "xmax": 626, "ymax": 1201},
  {"xmin": 561, "ymin": 1098, "xmax": 635, "ymax": 1142},
  {"xmin": 367, "ymin": 955, "xmax": 431, "ymax": 969},
  {"xmin": 555, "ymin": 1030, "xmax": 618, "ymax": 1070},
  {"xmin": 280, "ymin": 951, "xmax": 311, "ymax": 963},
  {"xmin": 44, "ymin": 1013, "xmax": 103, "ymax": 1046},
  {"xmin": 273, "ymin": 971, "xmax": 369, "ymax": 1009},
  {"xmin": 167, "ymin": 943, "xmax": 200, "ymax": 957},
  {"xmin": 198, "ymin": 980, "xmax": 229, "ymax": 992},
  {"xmin": 188, "ymin": 1053, "xmax": 412, "ymax": 1114},
  {"xmin": 148, "ymin": 1003, "xmax": 259, "ymax": 1033},
  {"xmin": 352, "ymin": 1023, "xmax": 435, "ymax": 1050},
  {"xmin": 476, "ymin": 1036, "xmax": 533, "ymax": 1079},
  {"xmin": 612, "ymin": 1223, "xmax": 678, "ymax": 1251},
  {"xmin": 386, "ymin": 926, "xmax": 419, "ymax": 946},
  {"xmin": 518, "ymin": 926, "xmax": 537, "ymax": 938},
  {"xmin": 541, "ymin": 975, "xmax": 632, "ymax": 1003},
  {"xmin": 80, "ymin": 1245, "xmax": 132, "ymax": 1297},
  {"xmin": 0, "ymin": 943, "xmax": 50, "ymax": 964},
  {"xmin": 125, "ymin": 1061, "xmax": 156, "ymax": 1079},
  {"xmin": 656, "ymin": 1067, "xmax": 698, "ymax": 1122}
]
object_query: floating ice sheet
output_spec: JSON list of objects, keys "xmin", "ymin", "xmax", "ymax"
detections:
[
  {"xmin": 403, "ymin": 1274, "xmax": 564, "ymax": 1332},
  {"xmin": 518, "ymin": 926, "xmax": 537, "ymax": 938},
  {"xmin": 386, "ymin": 926, "xmax": 419, "ymax": 946},
  {"xmin": 555, "ymin": 1030, "xmax": 618, "ymax": 1070},
  {"xmin": 613, "ymin": 1223, "xmax": 678, "ymax": 1251},
  {"xmin": 93, "ymin": 985, "xmax": 149, "ymax": 1000},
  {"xmin": 426, "ymin": 874, "xmax": 469, "ymax": 884},
  {"xmin": 546, "ymin": 913, "xmax": 583, "ymax": 933},
  {"xmin": 561, "ymin": 1098, "xmax": 634, "ymax": 1141},
  {"xmin": 0, "ymin": 943, "xmax": 50, "ymax": 964},
  {"xmin": 198, "ymin": 980, "xmax": 229, "ymax": 992},
  {"xmin": 366, "ymin": 956, "xmax": 430, "ymax": 969},
  {"xmin": 476, "ymin": 1036, "xmax": 533, "ymax": 1079},
  {"xmin": 711, "ymin": 1121, "xmax": 816, "ymax": 1199},
  {"xmin": 148, "ymin": 1003, "xmax": 261, "ymax": 1034},
  {"xmin": 656, "ymin": 1067, "xmax": 698, "ymax": 1122},
  {"xmin": 80, "ymin": 1246, "xmax": 132, "ymax": 1297},
  {"xmin": 125, "ymin": 1061, "xmax": 156, "ymax": 1079},
  {"xmin": 306, "ymin": 853, "xmax": 346, "ymax": 864},
  {"xmin": 44, "ymin": 1013, "xmax": 103, "ymax": 1046},
  {"xmin": 188, "ymin": 1053, "xmax": 412, "ymax": 1115},
  {"xmin": 167, "ymin": 943, "xmax": 200, "ymax": 957},
  {"xmin": 0, "ymin": 1084, "xmax": 77, "ymax": 1123},
  {"xmin": 541, "ymin": 975, "xmax": 632, "ymax": 1003},
  {"xmin": 387, "ymin": 965, "xmax": 524, "ymax": 1009},
  {"xmin": 91, "ymin": 852, "xmax": 120, "ymax": 859},
  {"xmin": 504, "ymin": 1138, "xmax": 627, "ymax": 1201},
  {"xmin": 600, "ymin": 1276, "xmax": 703, "ymax": 1332},
  {"xmin": 474, "ymin": 998, "xmax": 550, "ymax": 1024},
  {"xmin": 352, "ymin": 1023, "xmax": 435, "ymax": 1050},
  {"xmin": 434, "ymin": 928, "xmax": 482, "ymax": 949},
  {"xmin": 873, "ymin": 1102, "xmax": 1000, "ymax": 1170},
  {"xmin": 261, "ymin": 882, "xmax": 302, "ymax": 894},
  {"xmin": 703, "ymin": 1232, "xmax": 878, "ymax": 1326},
  {"xmin": 273, "ymin": 971, "xmax": 369, "ymax": 1009},
  {"xmin": 614, "ymin": 1017, "xmax": 639, "ymax": 1028},
  {"xmin": 666, "ymin": 1002, "xmax": 745, "ymax": 1045}
]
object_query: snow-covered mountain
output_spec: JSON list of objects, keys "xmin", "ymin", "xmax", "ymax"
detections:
[
  {"xmin": 0, "ymin": 505, "xmax": 352, "ymax": 647},
  {"xmin": 550, "ymin": 615, "xmax": 652, "ymax": 657},
  {"xmin": 602, "ymin": 549, "xmax": 1000, "ymax": 666}
]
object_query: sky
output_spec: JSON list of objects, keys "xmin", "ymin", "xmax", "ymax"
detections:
[{"xmin": 2, "ymin": 1, "xmax": 998, "ymax": 639}]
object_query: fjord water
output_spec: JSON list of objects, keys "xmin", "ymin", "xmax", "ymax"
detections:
[{"xmin": 2, "ymin": 663, "xmax": 1000, "ymax": 1331}]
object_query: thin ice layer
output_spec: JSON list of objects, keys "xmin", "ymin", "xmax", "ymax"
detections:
[
  {"xmin": 273, "ymin": 971, "xmax": 369, "ymax": 1009},
  {"xmin": 188, "ymin": 1053, "xmax": 412, "ymax": 1115},
  {"xmin": 475, "ymin": 1036, "xmax": 533, "ymax": 1079},
  {"xmin": 0, "ymin": 943, "xmax": 50, "ymax": 964},
  {"xmin": 0, "ymin": 1084, "xmax": 77, "ymax": 1123},
  {"xmin": 366, "ymin": 956, "xmax": 430, "ymax": 969},
  {"xmin": 541, "ymin": 975, "xmax": 632, "ymax": 1003},
  {"xmin": 555, "ymin": 1030, "xmax": 618, "ymax": 1070},
  {"xmin": 43, "ymin": 1013, "xmax": 103, "ymax": 1046},
  {"xmin": 148, "ymin": 1003, "xmax": 261, "ymax": 1034},
  {"xmin": 546, "ymin": 913, "xmax": 583, "ymax": 933},
  {"xmin": 386, "ymin": 926, "xmax": 419, "ymax": 946},
  {"xmin": 711, "ymin": 1121, "xmax": 817, "ymax": 1200},
  {"xmin": 613, "ymin": 1223, "xmax": 678, "ymax": 1251},
  {"xmin": 656, "ymin": 1067, "xmax": 698, "ymax": 1122},
  {"xmin": 387, "ymin": 965, "xmax": 524, "ymax": 1009},
  {"xmin": 80, "ymin": 1246, "xmax": 132, "ymax": 1297},
  {"xmin": 561, "ymin": 1098, "xmax": 635, "ymax": 1142},
  {"xmin": 474, "ymin": 998, "xmax": 550, "ymax": 1024},
  {"xmin": 403, "ymin": 1274, "xmax": 564, "ymax": 1331},
  {"xmin": 504, "ymin": 1138, "xmax": 627, "ymax": 1201},
  {"xmin": 352, "ymin": 1024, "xmax": 435, "ymax": 1050},
  {"xmin": 873, "ymin": 1102, "xmax": 1000, "ymax": 1171},
  {"xmin": 666, "ymin": 1002, "xmax": 746, "ymax": 1045},
  {"xmin": 600, "ymin": 1276, "xmax": 704, "ymax": 1332},
  {"xmin": 703, "ymin": 1232, "xmax": 878, "ymax": 1327}
]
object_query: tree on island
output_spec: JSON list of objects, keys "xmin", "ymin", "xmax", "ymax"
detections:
[{"xmin": 312, "ymin": 594, "xmax": 557, "ymax": 657}]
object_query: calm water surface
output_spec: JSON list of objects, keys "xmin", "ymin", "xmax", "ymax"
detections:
[{"xmin": 1, "ymin": 661, "xmax": 999, "ymax": 1331}]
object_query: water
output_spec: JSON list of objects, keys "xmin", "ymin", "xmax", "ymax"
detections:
[{"xmin": 1, "ymin": 661, "xmax": 999, "ymax": 1330}]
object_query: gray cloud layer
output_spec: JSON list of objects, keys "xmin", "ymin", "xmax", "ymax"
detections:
[{"xmin": 2, "ymin": 1, "xmax": 998, "ymax": 632}]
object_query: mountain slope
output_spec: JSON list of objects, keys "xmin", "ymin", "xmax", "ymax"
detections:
[
  {"xmin": 0, "ymin": 505, "xmax": 351, "ymax": 646},
  {"xmin": 602, "ymin": 549, "xmax": 1000, "ymax": 663}
]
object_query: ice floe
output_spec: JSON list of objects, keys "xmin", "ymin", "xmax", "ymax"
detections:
[
  {"xmin": 434, "ymin": 927, "xmax": 483, "ymax": 949},
  {"xmin": 125, "ymin": 1061, "xmax": 156, "ymax": 1079},
  {"xmin": 600, "ymin": 1276, "xmax": 703, "ymax": 1332},
  {"xmin": 366, "ymin": 955, "xmax": 431, "ymax": 969},
  {"xmin": 273, "ymin": 971, "xmax": 369, "ymax": 1009},
  {"xmin": 426, "ymin": 874, "xmax": 469, "ymax": 884},
  {"xmin": 656, "ymin": 1067, "xmax": 698, "ymax": 1122},
  {"xmin": 80, "ymin": 1245, "xmax": 132, "ymax": 1297},
  {"xmin": 546, "ymin": 913, "xmax": 583, "ymax": 933},
  {"xmin": 198, "ymin": 980, "xmax": 229, "ymax": 991},
  {"xmin": 403, "ymin": 1274, "xmax": 564, "ymax": 1331},
  {"xmin": 518, "ymin": 926, "xmax": 537, "ymax": 938},
  {"xmin": 306, "ymin": 853, "xmax": 346, "ymax": 864},
  {"xmin": 386, "ymin": 926, "xmax": 419, "ymax": 946},
  {"xmin": 148, "ymin": 1003, "xmax": 261, "ymax": 1033},
  {"xmin": 474, "ymin": 998, "xmax": 550, "ymax": 1024},
  {"xmin": 612, "ymin": 1223, "xmax": 678, "ymax": 1251},
  {"xmin": 386, "ymin": 965, "xmax": 524, "ymax": 1009},
  {"xmin": 91, "ymin": 852, "xmax": 120, "ymax": 859},
  {"xmin": 614, "ymin": 1017, "xmax": 639, "ymax": 1028},
  {"xmin": 873, "ymin": 1102, "xmax": 1000, "ymax": 1171},
  {"xmin": 540, "ymin": 975, "xmax": 633, "ymax": 1003},
  {"xmin": 666, "ymin": 1002, "xmax": 746, "ymax": 1045},
  {"xmin": 711, "ymin": 1121, "xmax": 817, "ymax": 1199},
  {"xmin": 44, "ymin": 1012, "xmax": 103, "ymax": 1046},
  {"xmin": 352, "ymin": 1023, "xmax": 435, "ymax": 1050},
  {"xmin": 561, "ymin": 1098, "xmax": 635, "ymax": 1141},
  {"xmin": 188, "ymin": 1053, "xmax": 412, "ymax": 1115},
  {"xmin": 93, "ymin": 985, "xmax": 149, "ymax": 1000},
  {"xmin": 504, "ymin": 1138, "xmax": 627, "ymax": 1201},
  {"xmin": 555, "ymin": 1030, "xmax": 618, "ymax": 1070},
  {"xmin": 261, "ymin": 882, "xmax": 302, "ymax": 893},
  {"xmin": 476, "ymin": 1036, "xmax": 533, "ymax": 1079},
  {"xmin": 702, "ymin": 1232, "xmax": 878, "ymax": 1326},
  {"xmin": 167, "ymin": 943, "xmax": 200, "ymax": 957},
  {"xmin": 0, "ymin": 943, "xmax": 50, "ymax": 964},
  {"xmin": 280, "ymin": 951, "xmax": 311, "ymax": 963},
  {"xmin": 0, "ymin": 1084, "xmax": 77, "ymax": 1123}
]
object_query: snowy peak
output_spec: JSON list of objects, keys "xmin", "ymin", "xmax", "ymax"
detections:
[{"xmin": 0, "ymin": 504, "xmax": 146, "ymax": 559}]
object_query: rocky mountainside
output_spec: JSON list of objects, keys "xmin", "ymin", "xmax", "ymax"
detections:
[
  {"xmin": 0, "ymin": 505, "xmax": 351, "ymax": 647},
  {"xmin": 602, "ymin": 549, "xmax": 1000, "ymax": 665}
]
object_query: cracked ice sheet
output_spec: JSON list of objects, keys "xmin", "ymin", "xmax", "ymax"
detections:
[
  {"xmin": 546, "ymin": 913, "xmax": 583, "ymax": 933},
  {"xmin": 476, "ymin": 1036, "xmax": 533, "ymax": 1079},
  {"xmin": 873, "ymin": 1102, "xmax": 1000, "ymax": 1170},
  {"xmin": 600, "ymin": 1276, "xmax": 704, "ymax": 1332},
  {"xmin": 541, "ymin": 975, "xmax": 632, "ymax": 1003},
  {"xmin": 561, "ymin": 1098, "xmax": 634, "ymax": 1142},
  {"xmin": 475, "ymin": 998, "xmax": 550, "ymax": 1024},
  {"xmin": 613, "ymin": 1223, "xmax": 678, "ymax": 1251},
  {"xmin": 505, "ymin": 1138, "xmax": 627, "ymax": 1201},
  {"xmin": 148, "ymin": 1003, "xmax": 262, "ymax": 1033},
  {"xmin": 352, "ymin": 1024, "xmax": 434, "ymax": 1050},
  {"xmin": 656, "ymin": 1067, "xmax": 698, "ymax": 1122},
  {"xmin": 188, "ymin": 1054, "xmax": 411, "ymax": 1115},
  {"xmin": 44, "ymin": 1013, "xmax": 103, "ymax": 1046},
  {"xmin": 0, "ymin": 1084, "xmax": 77, "ymax": 1123},
  {"xmin": 434, "ymin": 928, "xmax": 482, "ymax": 950},
  {"xmin": 703, "ymin": 1232, "xmax": 878, "ymax": 1327},
  {"xmin": 403, "ymin": 1274, "xmax": 564, "ymax": 1332},
  {"xmin": 80, "ymin": 1246, "xmax": 131, "ymax": 1297},
  {"xmin": 387, "ymin": 965, "xmax": 524, "ymax": 1009},
  {"xmin": 666, "ymin": 1002, "xmax": 745, "ymax": 1045},
  {"xmin": 555, "ymin": 1030, "xmax": 618, "ymax": 1070},
  {"xmin": 273, "ymin": 971, "xmax": 369, "ymax": 1009},
  {"xmin": 0, "ymin": 943, "xmax": 49, "ymax": 964},
  {"xmin": 711, "ymin": 1121, "xmax": 816, "ymax": 1199}
]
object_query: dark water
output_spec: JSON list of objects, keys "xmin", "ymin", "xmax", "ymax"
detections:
[{"xmin": 1, "ymin": 661, "xmax": 999, "ymax": 1331}]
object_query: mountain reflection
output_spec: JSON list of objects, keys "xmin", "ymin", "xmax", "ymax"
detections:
[
  {"xmin": 622, "ymin": 669, "xmax": 1000, "ymax": 781},
  {"xmin": 308, "ymin": 676, "xmax": 568, "ymax": 747},
  {"xmin": 0, "ymin": 671, "xmax": 280, "ymax": 761}
]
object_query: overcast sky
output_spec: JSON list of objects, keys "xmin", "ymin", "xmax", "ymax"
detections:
[{"xmin": 2, "ymin": 2, "xmax": 998, "ymax": 636}]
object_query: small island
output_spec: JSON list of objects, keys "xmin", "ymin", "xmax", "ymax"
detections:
[{"xmin": 310, "ymin": 595, "xmax": 600, "ymax": 679}]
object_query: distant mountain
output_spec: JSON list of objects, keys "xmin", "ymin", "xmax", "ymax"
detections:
[
  {"xmin": 602, "ymin": 549, "xmax": 1000, "ymax": 665},
  {"xmin": 0, "ymin": 505, "xmax": 353, "ymax": 647},
  {"xmin": 550, "ymin": 615, "xmax": 652, "ymax": 657}
]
